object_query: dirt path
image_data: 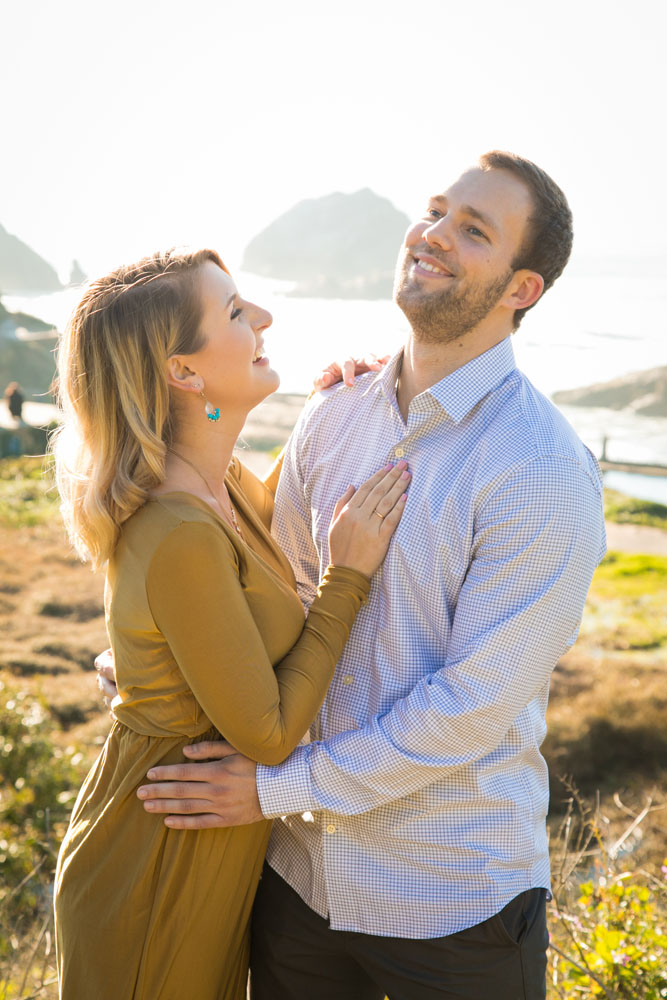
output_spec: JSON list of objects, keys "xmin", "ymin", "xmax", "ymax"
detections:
[{"xmin": 604, "ymin": 521, "xmax": 667, "ymax": 555}]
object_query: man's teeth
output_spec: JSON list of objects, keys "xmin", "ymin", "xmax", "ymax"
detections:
[{"xmin": 417, "ymin": 259, "xmax": 448, "ymax": 274}]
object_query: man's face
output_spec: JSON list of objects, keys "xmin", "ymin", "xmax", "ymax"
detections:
[{"xmin": 395, "ymin": 167, "xmax": 534, "ymax": 343}]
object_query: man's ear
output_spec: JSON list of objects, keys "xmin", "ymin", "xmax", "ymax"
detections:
[
  {"xmin": 166, "ymin": 356, "xmax": 202, "ymax": 393},
  {"xmin": 502, "ymin": 270, "xmax": 544, "ymax": 313}
]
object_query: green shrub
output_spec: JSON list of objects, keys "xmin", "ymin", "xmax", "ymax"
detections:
[
  {"xmin": 548, "ymin": 789, "xmax": 667, "ymax": 998},
  {"xmin": 604, "ymin": 490, "xmax": 667, "ymax": 531},
  {"xmin": 0, "ymin": 681, "xmax": 85, "ymax": 938},
  {"xmin": 0, "ymin": 456, "xmax": 60, "ymax": 527}
]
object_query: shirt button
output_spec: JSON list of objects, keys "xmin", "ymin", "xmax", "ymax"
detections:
[
  {"xmin": 342, "ymin": 675, "xmax": 354, "ymax": 686},
  {"xmin": 326, "ymin": 824, "xmax": 336, "ymax": 834},
  {"xmin": 394, "ymin": 447, "xmax": 406, "ymax": 458}
]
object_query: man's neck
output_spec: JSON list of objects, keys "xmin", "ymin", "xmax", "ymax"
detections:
[{"xmin": 396, "ymin": 326, "xmax": 511, "ymax": 421}]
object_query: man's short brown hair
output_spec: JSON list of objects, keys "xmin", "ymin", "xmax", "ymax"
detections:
[{"xmin": 479, "ymin": 151, "xmax": 573, "ymax": 329}]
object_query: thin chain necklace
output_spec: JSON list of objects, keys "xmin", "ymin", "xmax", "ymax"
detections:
[{"xmin": 168, "ymin": 449, "xmax": 243, "ymax": 539}]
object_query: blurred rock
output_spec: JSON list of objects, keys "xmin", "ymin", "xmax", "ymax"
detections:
[
  {"xmin": 0, "ymin": 223, "xmax": 62, "ymax": 293},
  {"xmin": 242, "ymin": 189, "xmax": 409, "ymax": 300},
  {"xmin": 553, "ymin": 367, "xmax": 667, "ymax": 417}
]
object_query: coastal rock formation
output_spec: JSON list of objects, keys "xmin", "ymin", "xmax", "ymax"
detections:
[
  {"xmin": 0, "ymin": 223, "xmax": 62, "ymax": 294},
  {"xmin": 552, "ymin": 367, "xmax": 667, "ymax": 417},
  {"xmin": 0, "ymin": 300, "xmax": 58, "ymax": 401},
  {"xmin": 68, "ymin": 259, "xmax": 87, "ymax": 285},
  {"xmin": 242, "ymin": 189, "xmax": 410, "ymax": 299}
]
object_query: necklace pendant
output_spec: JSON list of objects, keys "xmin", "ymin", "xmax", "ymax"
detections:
[{"xmin": 229, "ymin": 503, "xmax": 243, "ymax": 538}]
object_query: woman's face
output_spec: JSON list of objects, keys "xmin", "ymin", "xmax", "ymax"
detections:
[{"xmin": 189, "ymin": 261, "xmax": 278, "ymax": 412}]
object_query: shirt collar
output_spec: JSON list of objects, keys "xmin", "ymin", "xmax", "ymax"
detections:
[
  {"xmin": 429, "ymin": 337, "xmax": 517, "ymax": 422},
  {"xmin": 366, "ymin": 337, "xmax": 517, "ymax": 423}
]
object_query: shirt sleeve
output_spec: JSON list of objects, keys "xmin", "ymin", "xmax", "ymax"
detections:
[
  {"xmin": 145, "ymin": 520, "xmax": 369, "ymax": 766},
  {"xmin": 257, "ymin": 454, "xmax": 606, "ymax": 818}
]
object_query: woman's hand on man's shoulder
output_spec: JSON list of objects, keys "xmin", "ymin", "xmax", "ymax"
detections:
[{"xmin": 312, "ymin": 353, "xmax": 390, "ymax": 392}]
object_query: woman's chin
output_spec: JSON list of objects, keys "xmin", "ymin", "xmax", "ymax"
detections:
[{"xmin": 255, "ymin": 368, "xmax": 280, "ymax": 403}]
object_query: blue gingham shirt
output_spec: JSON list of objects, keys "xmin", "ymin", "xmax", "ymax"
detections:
[{"xmin": 256, "ymin": 338, "xmax": 606, "ymax": 938}]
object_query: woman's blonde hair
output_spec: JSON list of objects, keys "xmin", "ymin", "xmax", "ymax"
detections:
[{"xmin": 52, "ymin": 247, "xmax": 227, "ymax": 569}]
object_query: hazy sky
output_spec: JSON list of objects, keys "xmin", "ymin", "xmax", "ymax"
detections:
[{"xmin": 2, "ymin": 0, "xmax": 665, "ymax": 280}]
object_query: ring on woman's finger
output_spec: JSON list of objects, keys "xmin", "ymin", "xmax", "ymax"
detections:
[{"xmin": 373, "ymin": 510, "xmax": 385, "ymax": 520}]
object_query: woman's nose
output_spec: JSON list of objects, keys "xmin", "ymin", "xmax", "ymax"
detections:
[{"xmin": 252, "ymin": 304, "xmax": 273, "ymax": 333}]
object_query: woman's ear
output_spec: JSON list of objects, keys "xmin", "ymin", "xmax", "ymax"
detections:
[{"xmin": 166, "ymin": 357, "xmax": 203, "ymax": 393}]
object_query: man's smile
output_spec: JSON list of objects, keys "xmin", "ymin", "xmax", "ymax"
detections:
[{"xmin": 411, "ymin": 252, "xmax": 455, "ymax": 279}]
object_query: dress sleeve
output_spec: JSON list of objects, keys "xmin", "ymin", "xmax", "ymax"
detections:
[
  {"xmin": 262, "ymin": 445, "xmax": 286, "ymax": 498},
  {"xmin": 145, "ymin": 521, "xmax": 369, "ymax": 765}
]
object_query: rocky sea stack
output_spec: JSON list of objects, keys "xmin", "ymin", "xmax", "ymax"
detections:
[{"xmin": 242, "ymin": 189, "xmax": 409, "ymax": 299}]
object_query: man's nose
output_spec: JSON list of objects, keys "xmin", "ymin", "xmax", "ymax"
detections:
[{"xmin": 423, "ymin": 215, "xmax": 454, "ymax": 252}]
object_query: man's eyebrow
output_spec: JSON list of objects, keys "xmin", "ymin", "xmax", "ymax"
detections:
[
  {"xmin": 460, "ymin": 205, "xmax": 499, "ymax": 235},
  {"xmin": 429, "ymin": 195, "xmax": 499, "ymax": 236}
]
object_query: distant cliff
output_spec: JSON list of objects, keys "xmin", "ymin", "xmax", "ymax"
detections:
[
  {"xmin": 0, "ymin": 300, "xmax": 58, "ymax": 401},
  {"xmin": 0, "ymin": 223, "xmax": 63, "ymax": 294},
  {"xmin": 242, "ymin": 189, "xmax": 410, "ymax": 299},
  {"xmin": 553, "ymin": 367, "xmax": 667, "ymax": 417}
]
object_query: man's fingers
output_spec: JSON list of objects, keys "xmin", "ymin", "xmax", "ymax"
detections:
[
  {"xmin": 94, "ymin": 650, "xmax": 114, "ymax": 676},
  {"xmin": 97, "ymin": 674, "xmax": 117, "ymax": 701},
  {"xmin": 182, "ymin": 741, "xmax": 237, "ymax": 760},
  {"xmin": 145, "ymin": 761, "xmax": 222, "ymax": 782},
  {"xmin": 138, "ymin": 780, "xmax": 215, "ymax": 801},
  {"xmin": 143, "ymin": 796, "xmax": 214, "ymax": 814},
  {"xmin": 164, "ymin": 813, "xmax": 231, "ymax": 829}
]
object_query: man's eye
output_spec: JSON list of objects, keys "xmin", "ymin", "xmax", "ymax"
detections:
[
  {"xmin": 427, "ymin": 209, "xmax": 442, "ymax": 219},
  {"xmin": 231, "ymin": 307, "xmax": 242, "ymax": 320},
  {"xmin": 467, "ymin": 227, "xmax": 485, "ymax": 239}
]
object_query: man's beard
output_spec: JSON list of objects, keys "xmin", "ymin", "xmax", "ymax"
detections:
[{"xmin": 395, "ymin": 255, "xmax": 514, "ymax": 344}]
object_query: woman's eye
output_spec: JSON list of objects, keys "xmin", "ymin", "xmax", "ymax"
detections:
[{"xmin": 231, "ymin": 307, "xmax": 242, "ymax": 320}]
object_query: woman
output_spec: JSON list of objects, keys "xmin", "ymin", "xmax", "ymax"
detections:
[{"xmin": 52, "ymin": 248, "xmax": 409, "ymax": 999}]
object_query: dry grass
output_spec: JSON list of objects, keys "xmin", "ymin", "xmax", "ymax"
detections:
[
  {"xmin": 0, "ymin": 517, "xmax": 109, "ymax": 757},
  {"xmin": 1, "ymin": 455, "xmax": 666, "ymax": 998}
]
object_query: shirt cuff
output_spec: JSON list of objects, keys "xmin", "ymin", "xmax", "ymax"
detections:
[{"xmin": 256, "ymin": 744, "xmax": 320, "ymax": 819}]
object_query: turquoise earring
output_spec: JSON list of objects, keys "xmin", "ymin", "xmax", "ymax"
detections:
[
  {"xmin": 203, "ymin": 394, "xmax": 220, "ymax": 421},
  {"xmin": 193, "ymin": 382, "xmax": 220, "ymax": 422}
]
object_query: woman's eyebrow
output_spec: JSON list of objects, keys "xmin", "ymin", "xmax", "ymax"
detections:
[{"xmin": 226, "ymin": 293, "xmax": 236, "ymax": 310}]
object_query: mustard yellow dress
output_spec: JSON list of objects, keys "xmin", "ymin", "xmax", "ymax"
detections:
[{"xmin": 54, "ymin": 457, "xmax": 369, "ymax": 1000}]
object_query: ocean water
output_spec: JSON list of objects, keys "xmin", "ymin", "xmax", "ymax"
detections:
[{"xmin": 6, "ymin": 266, "xmax": 667, "ymax": 503}]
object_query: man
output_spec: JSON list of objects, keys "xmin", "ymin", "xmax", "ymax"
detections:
[{"xmin": 137, "ymin": 151, "xmax": 606, "ymax": 998}]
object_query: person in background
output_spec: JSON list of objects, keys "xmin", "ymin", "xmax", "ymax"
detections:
[
  {"xmin": 4, "ymin": 381, "xmax": 24, "ymax": 420},
  {"xmin": 52, "ymin": 248, "xmax": 409, "ymax": 1000},
  {"xmin": 138, "ymin": 152, "xmax": 607, "ymax": 1000}
]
